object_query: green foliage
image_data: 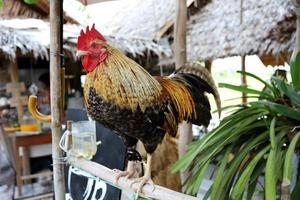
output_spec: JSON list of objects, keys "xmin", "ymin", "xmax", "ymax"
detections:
[
  {"xmin": 0, "ymin": 0, "xmax": 3, "ymax": 9},
  {"xmin": 23, "ymin": 0, "xmax": 37, "ymax": 5},
  {"xmin": 290, "ymin": 52, "xmax": 300, "ymax": 90},
  {"xmin": 173, "ymin": 67, "xmax": 300, "ymax": 199},
  {"xmin": 265, "ymin": 118, "xmax": 277, "ymax": 200}
]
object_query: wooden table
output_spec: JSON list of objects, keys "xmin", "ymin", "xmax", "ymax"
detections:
[{"xmin": 10, "ymin": 132, "xmax": 52, "ymax": 196}]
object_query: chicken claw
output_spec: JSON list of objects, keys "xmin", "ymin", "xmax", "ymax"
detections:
[
  {"xmin": 130, "ymin": 176, "xmax": 155, "ymax": 194},
  {"xmin": 130, "ymin": 153, "xmax": 155, "ymax": 195},
  {"xmin": 113, "ymin": 161, "xmax": 135, "ymax": 184}
]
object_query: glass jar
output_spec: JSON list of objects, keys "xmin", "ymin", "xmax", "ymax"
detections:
[
  {"xmin": 20, "ymin": 110, "xmax": 38, "ymax": 132},
  {"xmin": 71, "ymin": 121, "xmax": 97, "ymax": 160}
]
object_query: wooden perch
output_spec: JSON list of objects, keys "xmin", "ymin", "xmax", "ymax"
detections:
[
  {"xmin": 28, "ymin": 95, "xmax": 51, "ymax": 122},
  {"xmin": 68, "ymin": 157, "xmax": 198, "ymax": 200}
]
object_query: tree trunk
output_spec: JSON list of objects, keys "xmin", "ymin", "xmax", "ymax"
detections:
[
  {"xmin": 49, "ymin": 0, "xmax": 65, "ymax": 199},
  {"xmin": 174, "ymin": 0, "xmax": 191, "ymax": 190}
]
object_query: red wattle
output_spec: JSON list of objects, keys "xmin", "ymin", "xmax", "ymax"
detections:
[{"xmin": 82, "ymin": 52, "xmax": 108, "ymax": 72}]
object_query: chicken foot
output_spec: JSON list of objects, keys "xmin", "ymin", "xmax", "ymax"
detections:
[
  {"xmin": 130, "ymin": 154, "xmax": 155, "ymax": 195},
  {"xmin": 114, "ymin": 161, "xmax": 136, "ymax": 183}
]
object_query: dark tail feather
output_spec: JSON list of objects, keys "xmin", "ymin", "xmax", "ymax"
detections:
[{"xmin": 174, "ymin": 63, "xmax": 221, "ymax": 118}]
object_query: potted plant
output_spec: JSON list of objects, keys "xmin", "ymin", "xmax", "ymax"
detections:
[{"xmin": 172, "ymin": 54, "xmax": 300, "ymax": 200}]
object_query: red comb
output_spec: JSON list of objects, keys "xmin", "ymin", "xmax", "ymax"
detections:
[{"xmin": 77, "ymin": 24, "xmax": 106, "ymax": 49}]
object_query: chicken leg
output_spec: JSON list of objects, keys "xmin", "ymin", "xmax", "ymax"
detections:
[
  {"xmin": 114, "ymin": 161, "xmax": 137, "ymax": 183},
  {"xmin": 130, "ymin": 153, "xmax": 155, "ymax": 194}
]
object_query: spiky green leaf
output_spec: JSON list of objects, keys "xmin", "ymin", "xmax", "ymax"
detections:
[
  {"xmin": 219, "ymin": 83, "xmax": 273, "ymax": 99},
  {"xmin": 211, "ymin": 147, "xmax": 232, "ymax": 200},
  {"xmin": 265, "ymin": 118, "xmax": 277, "ymax": 200},
  {"xmin": 253, "ymin": 101, "xmax": 300, "ymax": 121},
  {"xmin": 290, "ymin": 51, "xmax": 300, "ymax": 90},
  {"xmin": 237, "ymin": 70, "xmax": 276, "ymax": 95},
  {"xmin": 231, "ymin": 146, "xmax": 270, "ymax": 200},
  {"xmin": 272, "ymin": 77, "xmax": 300, "ymax": 107},
  {"xmin": 283, "ymin": 131, "xmax": 300, "ymax": 184}
]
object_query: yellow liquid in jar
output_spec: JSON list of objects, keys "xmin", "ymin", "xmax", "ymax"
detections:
[{"xmin": 72, "ymin": 132, "xmax": 97, "ymax": 159}]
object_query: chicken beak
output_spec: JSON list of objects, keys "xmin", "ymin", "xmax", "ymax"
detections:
[{"xmin": 76, "ymin": 50, "xmax": 89, "ymax": 57}]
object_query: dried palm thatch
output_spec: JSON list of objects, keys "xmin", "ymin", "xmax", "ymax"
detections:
[
  {"xmin": 96, "ymin": 0, "xmax": 200, "ymax": 41},
  {"xmin": 186, "ymin": 0, "xmax": 296, "ymax": 61},
  {"xmin": 0, "ymin": 23, "xmax": 49, "ymax": 61},
  {"xmin": 0, "ymin": 0, "xmax": 47, "ymax": 19},
  {"xmin": 0, "ymin": 0, "xmax": 78, "ymax": 24},
  {"xmin": 0, "ymin": 18, "xmax": 171, "ymax": 62},
  {"xmin": 96, "ymin": 0, "xmax": 295, "ymax": 64}
]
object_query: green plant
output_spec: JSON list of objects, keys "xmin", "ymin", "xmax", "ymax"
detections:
[
  {"xmin": 23, "ymin": 0, "xmax": 37, "ymax": 5},
  {"xmin": 172, "ymin": 53, "xmax": 300, "ymax": 199},
  {"xmin": 0, "ymin": 0, "xmax": 36, "ymax": 9}
]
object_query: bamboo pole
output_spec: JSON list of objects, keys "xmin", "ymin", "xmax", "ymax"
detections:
[
  {"xmin": 175, "ymin": 0, "xmax": 187, "ymax": 67},
  {"xmin": 241, "ymin": 55, "xmax": 247, "ymax": 104},
  {"xmin": 174, "ymin": 0, "xmax": 191, "ymax": 189},
  {"xmin": 49, "ymin": 0, "xmax": 65, "ymax": 199},
  {"xmin": 68, "ymin": 157, "xmax": 198, "ymax": 200}
]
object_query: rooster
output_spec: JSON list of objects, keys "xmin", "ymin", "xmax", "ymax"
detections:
[{"xmin": 76, "ymin": 24, "xmax": 221, "ymax": 194}]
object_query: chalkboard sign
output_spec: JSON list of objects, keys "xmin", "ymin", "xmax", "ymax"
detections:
[{"xmin": 65, "ymin": 109, "xmax": 126, "ymax": 200}]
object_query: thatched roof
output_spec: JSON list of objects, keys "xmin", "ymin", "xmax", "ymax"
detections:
[
  {"xmin": 186, "ymin": 0, "xmax": 296, "ymax": 61},
  {"xmin": 0, "ymin": 0, "xmax": 79, "ymax": 24},
  {"xmin": 0, "ymin": 18, "xmax": 171, "ymax": 61},
  {"xmin": 97, "ymin": 0, "xmax": 198, "ymax": 40},
  {"xmin": 94, "ymin": 0, "xmax": 295, "ymax": 63},
  {"xmin": 95, "ymin": 0, "xmax": 173, "ymax": 40}
]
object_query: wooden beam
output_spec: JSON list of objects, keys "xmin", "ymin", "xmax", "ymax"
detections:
[
  {"xmin": 68, "ymin": 157, "xmax": 198, "ymax": 200},
  {"xmin": 157, "ymin": 20, "xmax": 173, "ymax": 39},
  {"xmin": 7, "ymin": 65, "xmax": 27, "ymax": 123},
  {"xmin": 204, "ymin": 60, "xmax": 212, "ymax": 72},
  {"xmin": 25, "ymin": 193, "xmax": 54, "ymax": 200},
  {"xmin": 49, "ymin": 0, "xmax": 65, "ymax": 199},
  {"xmin": 174, "ymin": 0, "xmax": 187, "ymax": 67},
  {"xmin": 175, "ymin": 0, "xmax": 192, "ymax": 190},
  {"xmin": 21, "ymin": 171, "xmax": 53, "ymax": 180},
  {"xmin": 157, "ymin": 0, "xmax": 195, "ymax": 39},
  {"xmin": 9, "ymin": 61, "xmax": 19, "ymax": 82}
]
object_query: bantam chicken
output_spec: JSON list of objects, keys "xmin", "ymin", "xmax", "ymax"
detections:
[{"xmin": 76, "ymin": 24, "xmax": 221, "ymax": 194}]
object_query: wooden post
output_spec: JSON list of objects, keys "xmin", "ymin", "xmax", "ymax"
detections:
[
  {"xmin": 204, "ymin": 60, "xmax": 212, "ymax": 73},
  {"xmin": 175, "ymin": 0, "xmax": 191, "ymax": 189},
  {"xmin": 6, "ymin": 82, "xmax": 28, "ymax": 124},
  {"xmin": 7, "ymin": 61, "xmax": 27, "ymax": 124},
  {"xmin": 49, "ymin": 0, "xmax": 65, "ymax": 199},
  {"xmin": 9, "ymin": 61, "xmax": 19, "ymax": 82},
  {"xmin": 175, "ymin": 0, "xmax": 187, "ymax": 67},
  {"xmin": 241, "ymin": 55, "xmax": 247, "ymax": 104}
]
